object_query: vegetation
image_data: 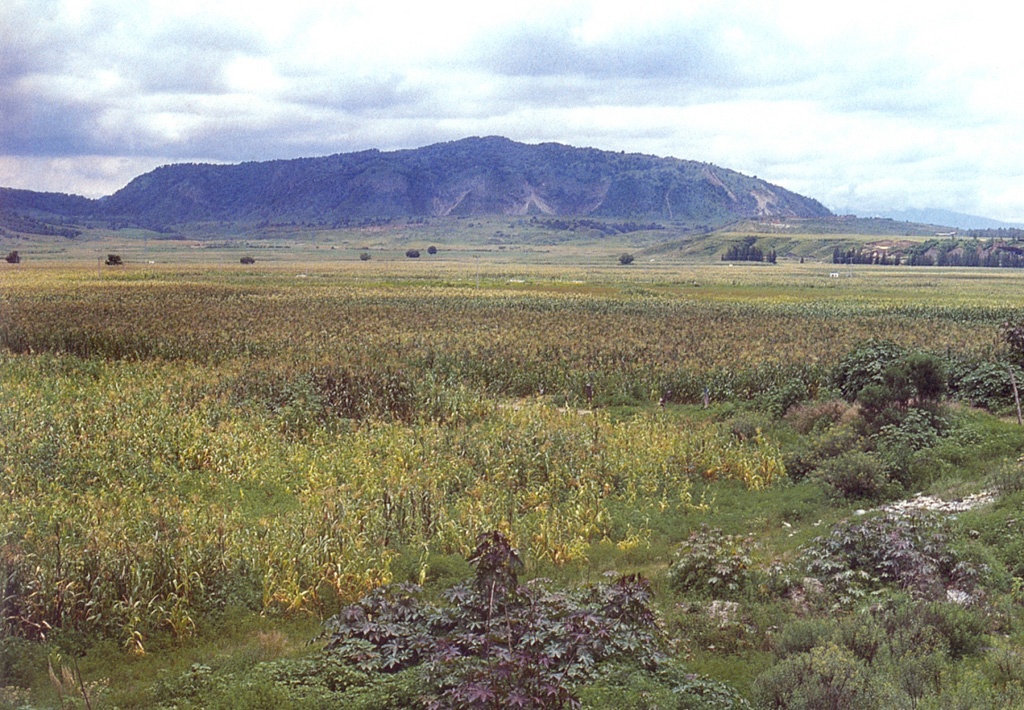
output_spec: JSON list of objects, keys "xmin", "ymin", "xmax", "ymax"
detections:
[
  {"xmin": 722, "ymin": 237, "xmax": 776, "ymax": 263},
  {"xmin": 2, "ymin": 252, "xmax": 1024, "ymax": 709},
  {"xmin": 833, "ymin": 237, "xmax": 1024, "ymax": 268}
]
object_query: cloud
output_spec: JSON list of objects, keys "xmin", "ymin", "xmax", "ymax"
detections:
[{"xmin": 3, "ymin": 0, "xmax": 1024, "ymax": 220}]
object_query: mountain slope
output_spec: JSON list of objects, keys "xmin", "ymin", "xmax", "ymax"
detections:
[{"xmin": 2, "ymin": 137, "xmax": 832, "ymax": 228}]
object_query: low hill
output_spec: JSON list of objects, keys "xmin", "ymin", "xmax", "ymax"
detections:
[{"xmin": 1, "ymin": 137, "xmax": 830, "ymax": 231}]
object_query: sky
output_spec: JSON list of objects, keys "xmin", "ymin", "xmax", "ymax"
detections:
[{"xmin": 3, "ymin": 0, "xmax": 1024, "ymax": 221}]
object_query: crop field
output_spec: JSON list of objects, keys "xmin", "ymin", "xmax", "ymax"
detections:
[{"xmin": 3, "ymin": 252, "xmax": 1024, "ymax": 708}]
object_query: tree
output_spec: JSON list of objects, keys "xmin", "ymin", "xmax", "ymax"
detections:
[
  {"xmin": 427, "ymin": 245, "xmax": 437, "ymax": 255},
  {"xmin": 105, "ymin": 254, "xmax": 122, "ymax": 266},
  {"xmin": 359, "ymin": 252, "xmax": 371, "ymax": 261},
  {"xmin": 240, "ymin": 256, "xmax": 256, "ymax": 264},
  {"xmin": 405, "ymin": 249, "xmax": 420, "ymax": 258},
  {"xmin": 4, "ymin": 250, "xmax": 19, "ymax": 264},
  {"xmin": 619, "ymin": 252, "xmax": 635, "ymax": 265}
]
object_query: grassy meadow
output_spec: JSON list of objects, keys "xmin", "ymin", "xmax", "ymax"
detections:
[{"xmin": 3, "ymin": 226, "xmax": 1024, "ymax": 708}]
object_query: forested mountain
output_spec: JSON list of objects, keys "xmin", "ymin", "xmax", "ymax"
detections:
[{"xmin": 0, "ymin": 137, "xmax": 831, "ymax": 229}]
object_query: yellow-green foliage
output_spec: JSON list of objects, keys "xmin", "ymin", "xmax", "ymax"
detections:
[
  {"xmin": 0, "ymin": 264, "xmax": 1014, "ymax": 653},
  {"xmin": 0, "ymin": 352, "xmax": 782, "ymax": 651}
]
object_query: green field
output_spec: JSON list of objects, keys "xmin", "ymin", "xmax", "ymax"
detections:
[{"xmin": 3, "ymin": 230, "xmax": 1024, "ymax": 709}]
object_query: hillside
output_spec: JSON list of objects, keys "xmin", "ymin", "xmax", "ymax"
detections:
[{"xmin": 0, "ymin": 137, "xmax": 830, "ymax": 231}]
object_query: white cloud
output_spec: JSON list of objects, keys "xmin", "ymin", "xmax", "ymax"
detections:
[{"xmin": 2, "ymin": 0, "xmax": 1024, "ymax": 220}]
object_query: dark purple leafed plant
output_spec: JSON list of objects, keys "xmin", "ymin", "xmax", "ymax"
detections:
[{"xmin": 323, "ymin": 531, "xmax": 663, "ymax": 709}]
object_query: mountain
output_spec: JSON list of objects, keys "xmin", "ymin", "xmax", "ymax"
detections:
[
  {"xmin": 879, "ymin": 208, "xmax": 1024, "ymax": 231},
  {"xmin": 836, "ymin": 207, "xmax": 1024, "ymax": 231},
  {"xmin": 1, "ymin": 137, "xmax": 831, "ymax": 229}
]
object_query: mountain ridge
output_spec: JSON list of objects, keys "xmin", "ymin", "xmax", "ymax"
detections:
[{"xmin": 0, "ymin": 137, "xmax": 830, "ymax": 229}]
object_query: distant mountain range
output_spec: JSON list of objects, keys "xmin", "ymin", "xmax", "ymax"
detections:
[
  {"xmin": 0, "ymin": 137, "xmax": 831, "ymax": 231},
  {"xmin": 847, "ymin": 207, "xmax": 1024, "ymax": 231}
]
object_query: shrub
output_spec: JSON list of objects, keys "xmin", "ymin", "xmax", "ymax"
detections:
[
  {"xmin": 753, "ymin": 643, "xmax": 879, "ymax": 710},
  {"xmin": 955, "ymin": 361, "xmax": 1023, "ymax": 411},
  {"xmin": 322, "ymin": 531, "xmax": 665, "ymax": 710},
  {"xmin": 4, "ymin": 250, "xmax": 19, "ymax": 264},
  {"xmin": 831, "ymin": 340, "xmax": 905, "ymax": 402},
  {"xmin": 240, "ymin": 256, "xmax": 256, "ymax": 264},
  {"xmin": 580, "ymin": 663, "xmax": 751, "ymax": 710},
  {"xmin": 874, "ymin": 407, "xmax": 944, "ymax": 488},
  {"xmin": 105, "ymin": 254, "xmax": 122, "ymax": 266},
  {"xmin": 812, "ymin": 450, "xmax": 891, "ymax": 502},
  {"xmin": 405, "ymin": 249, "xmax": 420, "ymax": 258},
  {"xmin": 904, "ymin": 352, "xmax": 947, "ymax": 402},
  {"xmin": 769, "ymin": 618, "xmax": 835, "ymax": 658},
  {"xmin": 1000, "ymin": 318, "xmax": 1024, "ymax": 366},
  {"xmin": 669, "ymin": 525, "xmax": 756, "ymax": 599},
  {"xmin": 784, "ymin": 423, "xmax": 865, "ymax": 482},
  {"xmin": 427, "ymin": 245, "xmax": 437, "ymax": 255},
  {"xmin": 784, "ymin": 400, "xmax": 850, "ymax": 435},
  {"xmin": 359, "ymin": 252, "xmax": 371, "ymax": 261},
  {"xmin": 803, "ymin": 511, "xmax": 981, "ymax": 603},
  {"xmin": 757, "ymin": 379, "xmax": 811, "ymax": 418},
  {"xmin": 619, "ymin": 252, "xmax": 635, "ymax": 265}
]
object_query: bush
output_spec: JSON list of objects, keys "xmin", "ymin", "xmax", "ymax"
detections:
[
  {"xmin": 359, "ymin": 252, "xmax": 371, "ymax": 261},
  {"xmin": 405, "ymin": 249, "xmax": 420, "ymax": 258},
  {"xmin": 784, "ymin": 400, "xmax": 849, "ymax": 435},
  {"xmin": 904, "ymin": 352, "xmax": 947, "ymax": 402},
  {"xmin": 831, "ymin": 340, "xmax": 905, "ymax": 402},
  {"xmin": 812, "ymin": 450, "xmax": 891, "ymax": 502},
  {"xmin": 427, "ymin": 245, "xmax": 437, "ymax": 255},
  {"xmin": 769, "ymin": 618, "xmax": 835, "ymax": 658},
  {"xmin": 784, "ymin": 423, "xmax": 864, "ymax": 482},
  {"xmin": 105, "ymin": 254, "xmax": 122, "ymax": 266},
  {"xmin": 757, "ymin": 379, "xmax": 811, "ymax": 418},
  {"xmin": 803, "ymin": 511, "xmax": 981, "ymax": 602},
  {"xmin": 580, "ymin": 663, "xmax": 751, "ymax": 710},
  {"xmin": 955, "ymin": 361, "xmax": 1023, "ymax": 411},
  {"xmin": 240, "ymin": 256, "xmax": 256, "ymax": 264},
  {"xmin": 322, "ymin": 532, "xmax": 665, "ymax": 710},
  {"xmin": 619, "ymin": 252, "xmax": 635, "ymax": 265},
  {"xmin": 1000, "ymin": 318, "xmax": 1024, "ymax": 366},
  {"xmin": 753, "ymin": 643, "xmax": 879, "ymax": 710},
  {"xmin": 669, "ymin": 525, "xmax": 756, "ymax": 599},
  {"xmin": 4, "ymin": 250, "xmax": 19, "ymax": 264},
  {"xmin": 833, "ymin": 343, "xmax": 947, "ymax": 422}
]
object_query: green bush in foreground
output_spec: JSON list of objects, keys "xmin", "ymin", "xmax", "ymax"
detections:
[{"xmin": 669, "ymin": 526, "xmax": 757, "ymax": 600}]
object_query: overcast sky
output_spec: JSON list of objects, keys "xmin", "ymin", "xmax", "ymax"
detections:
[{"xmin": 3, "ymin": 0, "xmax": 1024, "ymax": 221}]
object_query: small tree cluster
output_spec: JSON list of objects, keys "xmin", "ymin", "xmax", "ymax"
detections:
[
  {"xmin": 406, "ymin": 249, "xmax": 420, "ymax": 258},
  {"xmin": 4, "ymin": 250, "xmax": 20, "ymax": 264},
  {"xmin": 722, "ymin": 237, "xmax": 764, "ymax": 262}
]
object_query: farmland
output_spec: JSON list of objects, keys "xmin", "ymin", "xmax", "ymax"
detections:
[{"xmin": 3, "ymin": 241, "xmax": 1024, "ymax": 708}]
